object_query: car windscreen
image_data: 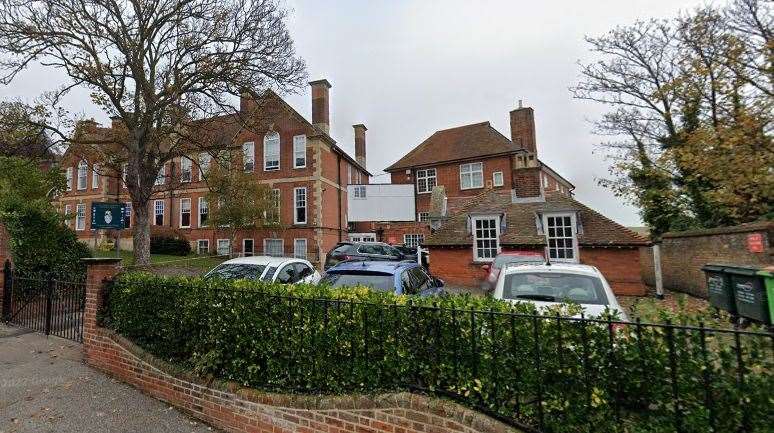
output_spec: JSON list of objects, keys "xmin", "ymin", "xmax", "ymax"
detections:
[
  {"xmin": 320, "ymin": 271, "xmax": 394, "ymax": 292},
  {"xmin": 502, "ymin": 272, "xmax": 608, "ymax": 305},
  {"xmin": 205, "ymin": 263, "xmax": 266, "ymax": 280}
]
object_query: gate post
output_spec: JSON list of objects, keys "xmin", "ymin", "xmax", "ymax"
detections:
[
  {"xmin": 81, "ymin": 258, "xmax": 122, "ymax": 356},
  {"xmin": 44, "ymin": 273, "xmax": 54, "ymax": 335},
  {"xmin": 1, "ymin": 259, "xmax": 11, "ymax": 321}
]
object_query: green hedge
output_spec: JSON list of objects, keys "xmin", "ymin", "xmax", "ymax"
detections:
[
  {"xmin": 150, "ymin": 235, "xmax": 191, "ymax": 256},
  {"xmin": 107, "ymin": 273, "xmax": 773, "ymax": 433}
]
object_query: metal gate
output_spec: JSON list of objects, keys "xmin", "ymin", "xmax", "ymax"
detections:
[{"xmin": 2, "ymin": 262, "xmax": 86, "ymax": 343}]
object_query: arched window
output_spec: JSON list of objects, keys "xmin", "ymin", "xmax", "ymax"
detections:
[{"xmin": 263, "ymin": 131, "xmax": 280, "ymax": 170}]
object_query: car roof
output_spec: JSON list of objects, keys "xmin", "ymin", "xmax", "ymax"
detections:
[
  {"xmin": 501, "ymin": 262, "xmax": 601, "ymax": 277},
  {"xmin": 327, "ymin": 260, "xmax": 417, "ymax": 274},
  {"xmin": 219, "ymin": 256, "xmax": 302, "ymax": 267}
]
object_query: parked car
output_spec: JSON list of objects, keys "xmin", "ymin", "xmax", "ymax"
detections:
[
  {"xmin": 205, "ymin": 256, "xmax": 321, "ymax": 284},
  {"xmin": 492, "ymin": 262, "xmax": 627, "ymax": 319},
  {"xmin": 321, "ymin": 261, "xmax": 445, "ymax": 296},
  {"xmin": 324, "ymin": 241, "xmax": 406, "ymax": 270},
  {"xmin": 481, "ymin": 251, "xmax": 545, "ymax": 293},
  {"xmin": 393, "ymin": 244, "xmax": 429, "ymax": 267}
]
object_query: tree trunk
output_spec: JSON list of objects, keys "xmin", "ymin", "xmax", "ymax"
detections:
[{"xmin": 132, "ymin": 201, "xmax": 151, "ymax": 267}]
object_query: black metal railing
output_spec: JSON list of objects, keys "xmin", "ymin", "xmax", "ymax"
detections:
[
  {"xmin": 107, "ymin": 282, "xmax": 774, "ymax": 433},
  {"xmin": 2, "ymin": 264, "xmax": 86, "ymax": 343}
]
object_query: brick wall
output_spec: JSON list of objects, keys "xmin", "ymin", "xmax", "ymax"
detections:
[
  {"xmin": 640, "ymin": 222, "xmax": 773, "ymax": 298},
  {"xmin": 81, "ymin": 259, "xmax": 523, "ymax": 433}
]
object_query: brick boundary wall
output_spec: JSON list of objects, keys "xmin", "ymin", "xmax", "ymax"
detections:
[
  {"xmin": 81, "ymin": 258, "xmax": 525, "ymax": 433},
  {"xmin": 639, "ymin": 222, "xmax": 773, "ymax": 298}
]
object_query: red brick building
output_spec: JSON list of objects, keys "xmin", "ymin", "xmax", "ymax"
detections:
[{"xmin": 58, "ymin": 80, "xmax": 370, "ymax": 266}]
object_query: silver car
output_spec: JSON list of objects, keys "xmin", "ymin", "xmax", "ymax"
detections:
[{"xmin": 205, "ymin": 256, "xmax": 321, "ymax": 284}]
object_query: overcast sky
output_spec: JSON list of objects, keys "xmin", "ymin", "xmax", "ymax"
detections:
[{"xmin": 0, "ymin": 0, "xmax": 722, "ymax": 226}]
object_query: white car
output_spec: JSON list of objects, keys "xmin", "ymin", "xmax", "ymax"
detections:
[
  {"xmin": 492, "ymin": 262, "xmax": 628, "ymax": 319},
  {"xmin": 204, "ymin": 256, "xmax": 321, "ymax": 284}
]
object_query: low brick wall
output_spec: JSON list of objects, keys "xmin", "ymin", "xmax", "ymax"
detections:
[
  {"xmin": 640, "ymin": 222, "xmax": 773, "ymax": 298},
  {"xmin": 81, "ymin": 258, "xmax": 524, "ymax": 433}
]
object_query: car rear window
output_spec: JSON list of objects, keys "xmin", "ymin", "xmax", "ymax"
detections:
[
  {"xmin": 502, "ymin": 272, "xmax": 609, "ymax": 305},
  {"xmin": 493, "ymin": 255, "xmax": 544, "ymax": 270},
  {"xmin": 331, "ymin": 244, "xmax": 355, "ymax": 254},
  {"xmin": 206, "ymin": 264, "xmax": 266, "ymax": 280},
  {"xmin": 320, "ymin": 272, "xmax": 394, "ymax": 292}
]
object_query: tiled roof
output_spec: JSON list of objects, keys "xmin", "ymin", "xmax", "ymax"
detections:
[
  {"xmin": 385, "ymin": 121, "xmax": 521, "ymax": 172},
  {"xmin": 425, "ymin": 189, "xmax": 649, "ymax": 247}
]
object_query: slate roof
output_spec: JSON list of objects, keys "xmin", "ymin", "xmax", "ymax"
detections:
[
  {"xmin": 385, "ymin": 121, "xmax": 522, "ymax": 172},
  {"xmin": 425, "ymin": 189, "xmax": 649, "ymax": 247}
]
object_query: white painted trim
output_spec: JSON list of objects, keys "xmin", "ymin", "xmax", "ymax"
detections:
[
  {"xmin": 459, "ymin": 162, "xmax": 484, "ymax": 190},
  {"xmin": 542, "ymin": 212, "xmax": 579, "ymax": 263},
  {"xmin": 293, "ymin": 187, "xmax": 307, "ymax": 225},
  {"xmin": 471, "ymin": 214, "xmax": 500, "ymax": 262},
  {"xmin": 179, "ymin": 197, "xmax": 191, "ymax": 228}
]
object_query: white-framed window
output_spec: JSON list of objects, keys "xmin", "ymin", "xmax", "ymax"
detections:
[
  {"xmin": 198, "ymin": 152, "xmax": 211, "ymax": 180},
  {"xmin": 180, "ymin": 157, "xmax": 192, "ymax": 182},
  {"xmin": 121, "ymin": 163, "xmax": 128, "ymax": 186},
  {"xmin": 493, "ymin": 171, "xmax": 504, "ymax": 187},
  {"xmin": 179, "ymin": 198, "xmax": 191, "ymax": 228},
  {"xmin": 264, "ymin": 238, "xmax": 284, "ymax": 257},
  {"xmin": 418, "ymin": 212, "xmax": 429, "ymax": 222},
  {"xmin": 155, "ymin": 161, "xmax": 165, "ymax": 186},
  {"xmin": 544, "ymin": 213, "xmax": 578, "ymax": 262},
  {"xmin": 293, "ymin": 238, "xmax": 307, "ymax": 259},
  {"xmin": 243, "ymin": 238, "xmax": 254, "ymax": 257},
  {"xmin": 416, "ymin": 168, "xmax": 437, "ymax": 194},
  {"xmin": 75, "ymin": 203, "xmax": 86, "ymax": 231},
  {"xmin": 294, "ymin": 187, "xmax": 307, "ymax": 224},
  {"xmin": 242, "ymin": 141, "xmax": 255, "ymax": 172},
  {"xmin": 347, "ymin": 164, "xmax": 352, "ymax": 184},
  {"xmin": 92, "ymin": 164, "xmax": 100, "ymax": 189},
  {"xmin": 64, "ymin": 204, "xmax": 71, "ymax": 227},
  {"xmin": 77, "ymin": 160, "xmax": 88, "ymax": 190},
  {"xmin": 198, "ymin": 197, "xmax": 209, "ymax": 227},
  {"xmin": 404, "ymin": 234, "xmax": 424, "ymax": 248},
  {"xmin": 293, "ymin": 135, "xmax": 306, "ymax": 168},
  {"xmin": 197, "ymin": 239, "xmax": 209, "ymax": 255},
  {"xmin": 353, "ymin": 185, "xmax": 366, "ymax": 199},
  {"xmin": 124, "ymin": 202, "xmax": 131, "ymax": 228},
  {"xmin": 66, "ymin": 167, "xmax": 73, "ymax": 191},
  {"xmin": 460, "ymin": 162, "xmax": 484, "ymax": 190},
  {"xmin": 154, "ymin": 199, "xmax": 164, "ymax": 226},
  {"xmin": 263, "ymin": 132, "xmax": 280, "ymax": 171},
  {"xmin": 472, "ymin": 215, "xmax": 500, "ymax": 261},
  {"xmin": 217, "ymin": 239, "xmax": 231, "ymax": 256}
]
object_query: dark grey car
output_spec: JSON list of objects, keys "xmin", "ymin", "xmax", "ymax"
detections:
[{"xmin": 324, "ymin": 241, "xmax": 406, "ymax": 270}]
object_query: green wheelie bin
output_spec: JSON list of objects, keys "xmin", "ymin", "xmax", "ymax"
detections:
[
  {"xmin": 726, "ymin": 266, "xmax": 770, "ymax": 325},
  {"xmin": 702, "ymin": 264, "xmax": 736, "ymax": 315},
  {"xmin": 756, "ymin": 267, "xmax": 774, "ymax": 325}
]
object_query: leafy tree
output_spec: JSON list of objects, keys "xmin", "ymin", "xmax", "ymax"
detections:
[
  {"xmin": 573, "ymin": 0, "xmax": 772, "ymax": 235},
  {"xmin": 0, "ymin": 0, "xmax": 307, "ymax": 265},
  {"xmin": 205, "ymin": 155, "xmax": 278, "ymax": 256},
  {"xmin": 0, "ymin": 156, "xmax": 90, "ymax": 276}
]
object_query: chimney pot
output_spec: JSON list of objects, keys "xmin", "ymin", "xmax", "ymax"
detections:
[
  {"xmin": 353, "ymin": 124, "xmax": 367, "ymax": 168},
  {"xmin": 309, "ymin": 79, "xmax": 332, "ymax": 134}
]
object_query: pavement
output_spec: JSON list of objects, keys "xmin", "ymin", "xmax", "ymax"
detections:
[{"xmin": 0, "ymin": 325, "xmax": 215, "ymax": 433}]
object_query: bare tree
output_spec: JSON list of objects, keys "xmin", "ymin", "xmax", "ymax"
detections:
[{"xmin": 0, "ymin": 0, "xmax": 306, "ymax": 265}]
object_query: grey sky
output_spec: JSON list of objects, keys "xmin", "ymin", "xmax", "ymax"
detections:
[{"xmin": 0, "ymin": 0, "xmax": 719, "ymax": 226}]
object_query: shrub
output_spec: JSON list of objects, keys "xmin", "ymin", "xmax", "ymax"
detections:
[
  {"xmin": 150, "ymin": 235, "xmax": 191, "ymax": 256},
  {"xmin": 107, "ymin": 273, "xmax": 773, "ymax": 433}
]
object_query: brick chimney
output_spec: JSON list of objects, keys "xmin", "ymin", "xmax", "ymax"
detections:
[
  {"xmin": 353, "ymin": 124, "xmax": 367, "ymax": 168},
  {"xmin": 510, "ymin": 103, "xmax": 536, "ymax": 154},
  {"xmin": 309, "ymin": 79, "xmax": 332, "ymax": 134}
]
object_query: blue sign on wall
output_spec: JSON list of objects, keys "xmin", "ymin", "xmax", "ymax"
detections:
[{"xmin": 91, "ymin": 202, "xmax": 126, "ymax": 229}]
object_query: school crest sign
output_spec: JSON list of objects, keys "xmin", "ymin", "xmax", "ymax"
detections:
[{"xmin": 90, "ymin": 202, "xmax": 126, "ymax": 230}]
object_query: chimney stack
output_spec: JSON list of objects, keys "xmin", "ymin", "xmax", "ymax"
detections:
[
  {"xmin": 510, "ymin": 105, "xmax": 536, "ymax": 154},
  {"xmin": 309, "ymin": 79, "xmax": 332, "ymax": 134},
  {"xmin": 353, "ymin": 124, "xmax": 367, "ymax": 168}
]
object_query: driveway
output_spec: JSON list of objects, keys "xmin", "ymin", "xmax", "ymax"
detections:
[{"xmin": 0, "ymin": 325, "xmax": 215, "ymax": 433}]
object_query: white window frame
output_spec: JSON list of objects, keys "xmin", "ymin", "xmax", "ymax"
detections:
[
  {"xmin": 404, "ymin": 234, "xmax": 424, "ymax": 248},
  {"xmin": 217, "ymin": 239, "xmax": 231, "ymax": 256},
  {"xmin": 179, "ymin": 198, "xmax": 191, "ymax": 228},
  {"xmin": 92, "ymin": 164, "xmax": 100, "ymax": 189},
  {"xmin": 75, "ymin": 203, "xmax": 86, "ymax": 231},
  {"xmin": 154, "ymin": 199, "xmax": 164, "ymax": 226},
  {"xmin": 542, "ymin": 173, "xmax": 549, "ymax": 188},
  {"xmin": 64, "ymin": 204, "xmax": 71, "ymax": 227},
  {"xmin": 197, "ymin": 239, "xmax": 209, "ymax": 255},
  {"xmin": 293, "ymin": 135, "xmax": 307, "ymax": 168},
  {"xmin": 416, "ymin": 168, "xmax": 436, "ymax": 194},
  {"xmin": 543, "ymin": 213, "xmax": 579, "ymax": 263},
  {"xmin": 293, "ymin": 238, "xmax": 307, "ymax": 259},
  {"xmin": 353, "ymin": 185, "xmax": 366, "ymax": 199},
  {"xmin": 242, "ymin": 141, "xmax": 255, "ymax": 172},
  {"xmin": 198, "ymin": 153, "xmax": 211, "ymax": 180},
  {"xmin": 472, "ymin": 215, "xmax": 500, "ymax": 262},
  {"xmin": 263, "ymin": 132, "xmax": 280, "ymax": 171},
  {"xmin": 493, "ymin": 171, "xmax": 504, "ymax": 187},
  {"xmin": 460, "ymin": 162, "xmax": 484, "ymax": 190},
  {"xmin": 293, "ymin": 187, "xmax": 307, "ymax": 224},
  {"xmin": 77, "ymin": 160, "xmax": 88, "ymax": 190},
  {"xmin": 418, "ymin": 212, "xmax": 429, "ymax": 222},
  {"xmin": 198, "ymin": 197, "xmax": 209, "ymax": 227},
  {"xmin": 242, "ymin": 238, "xmax": 254, "ymax": 257},
  {"xmin": 180, "ymin": 157, "xmax": 192, "ymax": 182},
  {"xmin": 264, "ymin": 238, "xmax": 284, "ymax": 257}
]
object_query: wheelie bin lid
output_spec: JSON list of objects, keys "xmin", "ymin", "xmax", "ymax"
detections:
[{"xmin": 723, "ymin": 265, "xmax": 761, "ymax": 277}]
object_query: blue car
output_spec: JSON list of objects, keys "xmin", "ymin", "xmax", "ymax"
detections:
[{"xmin": 320, "ymin": 261, "xmax": 445, "ymax": 296}]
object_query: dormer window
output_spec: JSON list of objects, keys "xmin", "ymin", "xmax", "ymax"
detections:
[
  {"xmin": 543, "ymin": 213, "xmax": 578, "ymax": 262},
  {"xmin": 472, "ymin": 215, "xmax": 500, "ymax": 262}
]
